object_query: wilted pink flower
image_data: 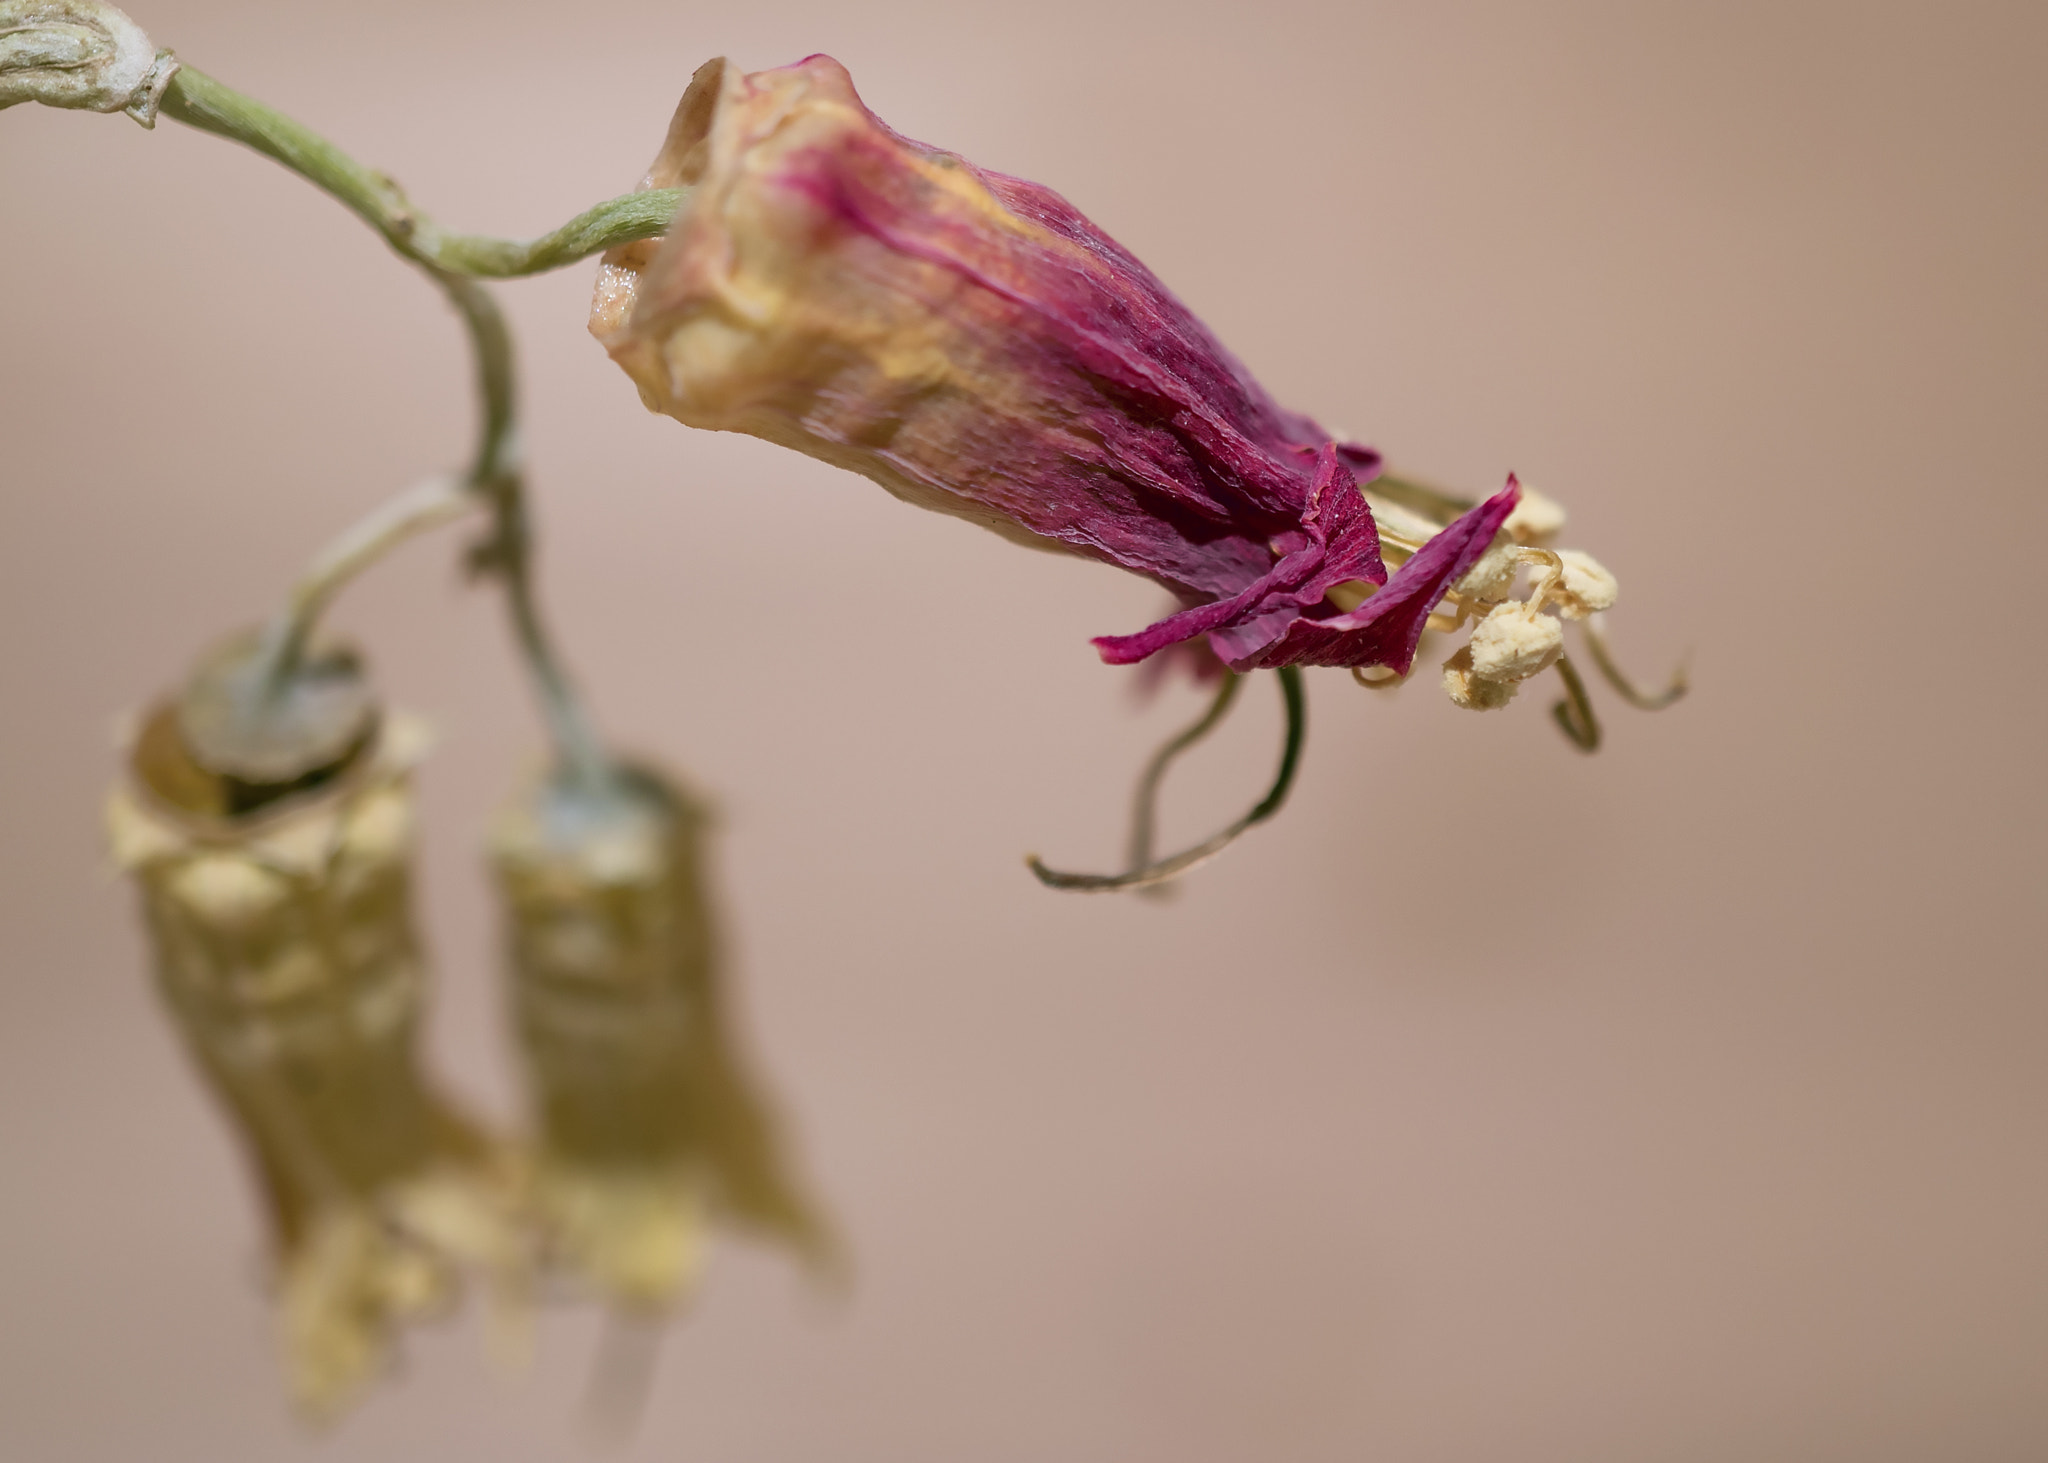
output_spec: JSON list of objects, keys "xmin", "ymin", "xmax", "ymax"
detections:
[
  {"xmin": 594, "ymin": 56, "xmax": 1680, "ymax": 888},
  {"xmin": 591, "ymin": 55, "xmax": 1518, "ymax": 678}
]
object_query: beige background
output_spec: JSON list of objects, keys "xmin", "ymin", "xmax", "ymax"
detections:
[{"xmin": 3, "ymin": 1, "xmax": 2044, "ymax": 1458}]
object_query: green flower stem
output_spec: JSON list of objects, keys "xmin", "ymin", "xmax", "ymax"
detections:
[
  {"xmin": 261, "ymin": 474, "xmax": 475, "ymax": 680},
  {"xmin": 440, "ymin": 268, "xmax": 611, "ymax": 788},
  {"xmin": 157, "ymin": 67, "xmax": 685, "ymax": 280},
  {"xmin": 157, "ymin": 65, "xmax": 670, "ymax": 788}
]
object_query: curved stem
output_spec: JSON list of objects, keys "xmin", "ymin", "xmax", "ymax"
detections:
[
  {"xmin": 438, "ymin": 272, "xmax": 611, "ymax": 787},
  {"xmin": 159, "ymin": 63, "xmax": 624, "ymax": 787},
  {"xmin": 440, "ymin": 272, "xmax": 518, "ymax": 485},
  {"xmin": 256, "ymin": 474, "xmax": 474, "ymax": 684},
  {"xmin": 157, "ymin": 67, "xmax": 684, "ymax": 278},
  {"xmin": 1029, "ymin": 667, "xmax": 1305, "ymax": 893}
]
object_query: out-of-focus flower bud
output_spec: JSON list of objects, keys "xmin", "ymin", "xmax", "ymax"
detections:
[
  {"xmin": 1502, "ymin": 484, "xmax": 1568, "ymax": 544},
  {"xmin": 490, "ymin": 765, "xmax": 831, "ymax": 1314},
  {"xmin": 107, "ymin": 704, "xmax": 527, "ymax": 1419},
  {"xmin": 0, "ymin": 0, "xmax": 176, "ymax": 127},
  {"xmin": 592, "ymin": 55, "xmax": 1518, "ymax": 678},
  {"xmin": 173, "ymin": 628, "xmax": 380, "ymax": 808}
]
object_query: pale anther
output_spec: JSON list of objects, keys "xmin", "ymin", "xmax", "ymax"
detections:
[
  {"xmin": 1549, "ymin": 548, "xmax": 1618, "ymax": 620},
  {"xmin": 1467, "ymin": 599, "xmax": 1563, "ymax": 683},
  {"xmin": 1503, "ymin": 484, "xmax": 1568, "ymax": 543},
  {"xmin": 1451, "ymin": 530, "xmax": 1519, "ymax": 602},
  {"xmin": 1441, "ymin": 646, "xmax": 1517, "ymax": 710}
]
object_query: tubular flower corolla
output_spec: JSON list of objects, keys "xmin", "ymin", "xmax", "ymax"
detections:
[
  {"xmin": 591, "ymin": 54, "xmax": 1523, "ymax": 680},
  {"xmin": 592, "ymin": 56, "xmax": 1682, "ymax": 885}
]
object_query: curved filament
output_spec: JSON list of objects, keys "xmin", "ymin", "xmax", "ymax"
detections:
[
  {"xmin": 1126, "ymin": 672, "xmax": 1243, "ymax": 873},
  {"xmin": 1029, "ymin": 668, "xmax": 1305, "ymax": 893},
  {"xmin": 1582, "ymin": 615, "xmax": 1689, "ymax": 711},
  {"xmin": 1550, "ymin": 654, "xmax": 1602, "ymax": 753}
]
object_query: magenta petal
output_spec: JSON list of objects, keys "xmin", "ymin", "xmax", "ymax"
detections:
[
  {"xmin": 1091, "ymin": 444, "xmax": 1386, "ymax": 666},
  {"xmin": 1212, "ymin": 477, "xmax": 1522, "ymax": 673}
]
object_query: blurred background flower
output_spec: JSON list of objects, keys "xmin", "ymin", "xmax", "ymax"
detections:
[
  {"xmin": 108, "ymin": 707, "xmax": 526, "ymax": 1419},
  {"xmin": 490, "ymin": 762, "xmax": 830, "ymax": 1314}
]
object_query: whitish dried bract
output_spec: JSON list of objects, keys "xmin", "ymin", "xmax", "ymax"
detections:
[{"xmin": 0, "ymin": 0, "xmax": 176, "ymax": 125}]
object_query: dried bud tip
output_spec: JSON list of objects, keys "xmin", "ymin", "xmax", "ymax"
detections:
[{"xmin": 0, "ymin": 0, "xmax": 176, "ymax": 126}]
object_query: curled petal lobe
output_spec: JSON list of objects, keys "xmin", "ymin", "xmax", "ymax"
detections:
[
  {"xmin": 1216, "ymin": 478, "xmax": 1522, "ymax": 673},
  {"xmin": 1091, "ymin": 443, "xmax": 1385, "ymax": 664}
]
